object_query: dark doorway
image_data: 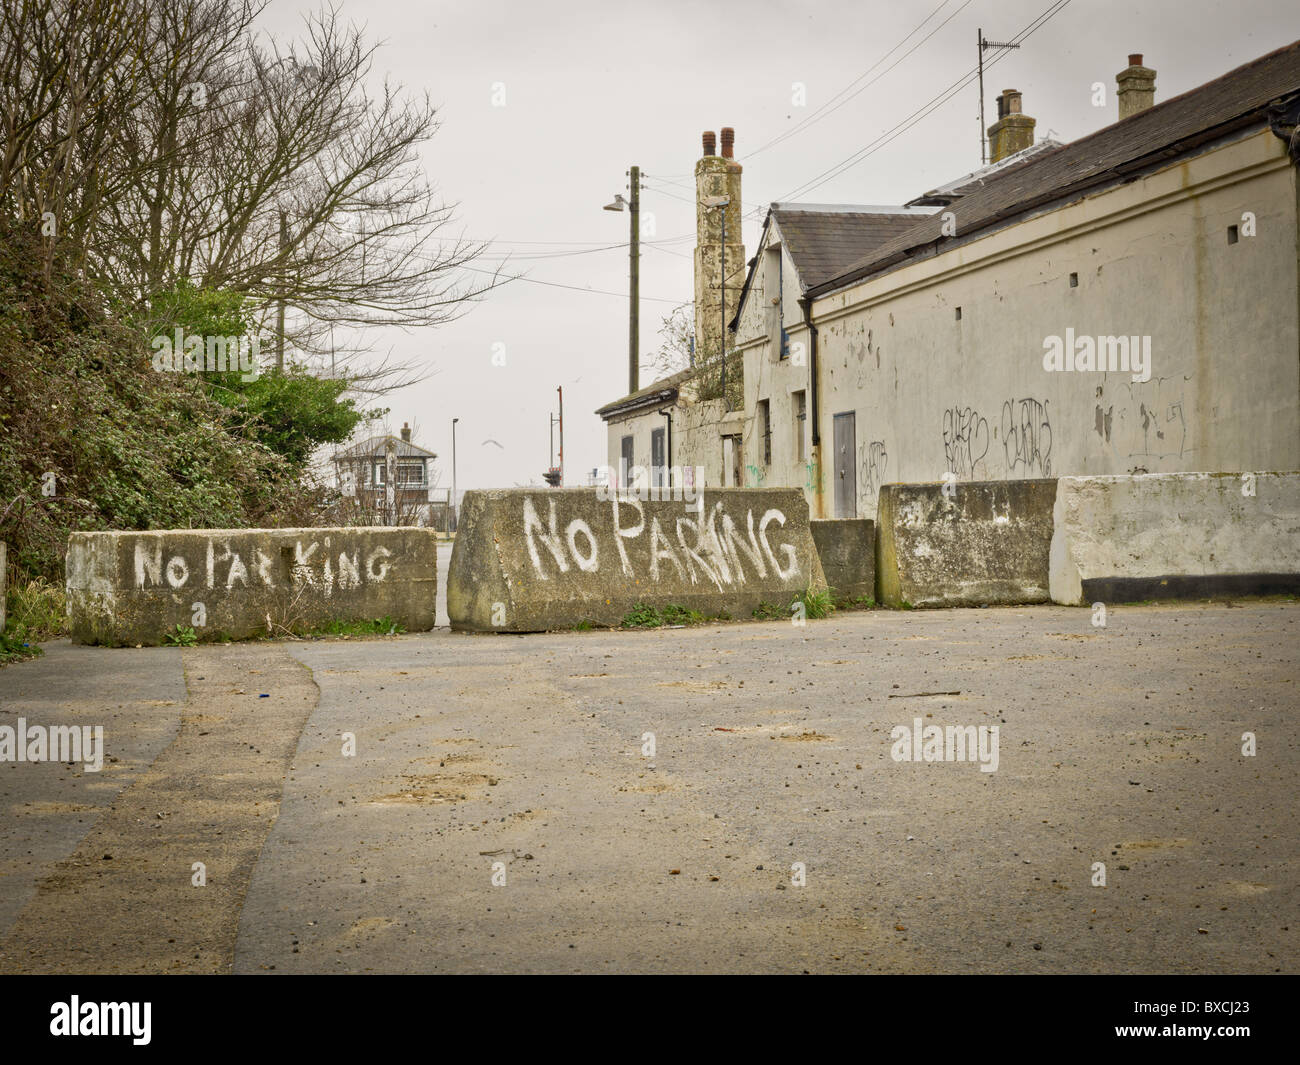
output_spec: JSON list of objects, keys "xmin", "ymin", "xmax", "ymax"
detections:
[{"xmin": 833, "ymin": 411, "xmax": 856, "ymax": 518}]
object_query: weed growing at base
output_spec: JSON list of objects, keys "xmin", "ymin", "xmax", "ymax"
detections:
[
  {"xmin": 307, "ymin": 616, "xmax": 405, "ymax": 637},
  {"xmin": 619, "ymin": 603, "xmax": 715, "ymax": 629},
  {"xmin": 163, "ymin": 624, "xmax": 198, "ymax": 646},
  {"xmin": 752, "ymin": 587, "xmax": 836, "ymax": 620}
]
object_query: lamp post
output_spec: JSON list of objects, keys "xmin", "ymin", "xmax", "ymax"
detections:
[
  {"xmin": 701, "ymin": 195, "xmax": 731, "ymax": 405},
  {"xmin": 603, "ymin": 166, "xmax": 640, "ymax": 395},
  {"xmin": 451, "ymin": 417, "xmax": 458, "ymax": 537}
]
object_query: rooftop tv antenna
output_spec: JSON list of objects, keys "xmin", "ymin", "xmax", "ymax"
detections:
[{"xmin": 979, "ymin": 28, "xmax": 1022, "ymax": 165}]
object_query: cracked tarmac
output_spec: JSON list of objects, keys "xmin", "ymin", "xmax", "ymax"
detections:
[{"xmin": 1, "ymin": 598, "xmax": 1296, "ymax": 974}]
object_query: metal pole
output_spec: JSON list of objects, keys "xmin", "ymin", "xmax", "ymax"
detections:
[
  {"xmin": 557, "ymin": 386, "xmax": 564, "ymax": 485},
  {"xmin": 451, "ymin": 417, "xmax": 458, "ymax": 536},
  {"xmin": 629, "ymin": 165, "xmax": 640, "ymax": 395},
  {"xmin": 978, "ymin": 28, "xmax": 986, "ymax": 166}
]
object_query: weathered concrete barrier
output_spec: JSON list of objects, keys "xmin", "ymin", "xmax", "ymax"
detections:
[
  {"xmin": 66, "ymin": 528, "xmax": 438, "ymax": 645},
  {"xmin": 876, "ymin": 479, "xmax": 1057, "ymax": 608},
  {"xmin": 810, "ymin": 519, "xmax": 876, "ymax": 604},
  {"xmin": 447, "ymin": 488, "xmax": 826, "ymax": 632},
  {"xmin": 1050, "ymin": 472, "xmax": 1300, "ymax": 604}
]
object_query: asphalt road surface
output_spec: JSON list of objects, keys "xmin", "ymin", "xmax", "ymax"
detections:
[{"xmin": 1, "ymin": 600, "xmax": 1296, "ymax": 974}]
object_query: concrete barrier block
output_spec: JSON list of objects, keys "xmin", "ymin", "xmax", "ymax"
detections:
[
  {"xmin": 810, "ymin": 519, "xmax": 876, "ymax": 604},
  {"xmin": 447, "ymin": 487, "xmax": 826, "ymax": 632},
  {"xmin": 1050, "ymin": 472, "xmax": 1300, "ymax": 604},
  {"xmin": 66, "ymin": 528, "xmax": 438, "ymax": 646},
  {"xmin": 876, "ymin": 479, "xmax": 1057, "ymax": 608}
]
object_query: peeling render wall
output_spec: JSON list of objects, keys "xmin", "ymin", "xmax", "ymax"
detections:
[
  {"xmin": 733, "ymin": 128, "xmax": 1299, "ymax": 520},
  {"xmin": 735, "ymin": 236, "xmax": 821, "ymax": 502}
]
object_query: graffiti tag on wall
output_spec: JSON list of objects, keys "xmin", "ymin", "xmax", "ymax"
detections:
[
  {"xmin": 858, "ymin": 440, "xmax": 889, "ymax": 502},
  {"xmin": 1002, "ymin": 398, "xmax": 1053, "ymax": 477},
  {"xmin": 942, "ymin": 405, "xmax": 990, "ymax": 479}
]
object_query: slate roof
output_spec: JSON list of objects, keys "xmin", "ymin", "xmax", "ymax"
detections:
[
  {"xmin": 334, "ymin": 434, "xmax": 437, "ymax": 460},
  {"xmin": 905, "ymin": 139, "xmax": 1065, "ymax": 206},
  {"xmin": 595, "ymin": 366, "xmax": 698, "ymax": 419},
  {"xmin": 807, "ymin": 39, "xmax": 1300, "ymax": 299},
  {"xmin": 769, "ymin": 208, "xmax": 936, "ymax": 291}
]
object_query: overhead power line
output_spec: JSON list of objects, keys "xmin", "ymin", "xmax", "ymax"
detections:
[
  {"xmin": 748, "ymin": 0, "xmax": 972, "ymax": 160},
  {"xmin": 775, "ymin": 0, "xmax": 1073, "ymax": 203},
  {"xmin": 459, "ymin": 263, "xmax": 682, "ymax": 304}
]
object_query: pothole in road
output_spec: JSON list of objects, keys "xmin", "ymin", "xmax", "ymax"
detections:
[{"xmin": 369, "ymin": 771, "xmax": 497, "ymax": 805}]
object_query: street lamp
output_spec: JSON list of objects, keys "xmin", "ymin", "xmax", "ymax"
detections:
[
  {"xmin": 603, "ymin": 166, "xmax": 640, "ymax": 395},
  {"xmin": 451, "ymin": 417, "xmax": 458, "ymax": 537},
  {"xmin": 701, "ymin": 195, "xmax": 731, "ymax": 405}
]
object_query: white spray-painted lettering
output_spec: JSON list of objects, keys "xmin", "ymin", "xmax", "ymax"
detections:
[
  {"xmin": 133, "ymin": 537, "xmax": 393, "ymax": 594},
  {"xmin": 522, "ymin": 497, "xmax": 801, "ymax": 591}
]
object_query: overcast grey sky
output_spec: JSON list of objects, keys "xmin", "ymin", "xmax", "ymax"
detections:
[{"xmin": 257, "ymin": 0, "xmax": 1300, "ymax": 493}]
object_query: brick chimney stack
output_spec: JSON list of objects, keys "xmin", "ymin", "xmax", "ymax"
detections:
[
  {"xmin": 694, "ymin": 128, "xmax": 745, "ymax": 364},
  {"xmin": 987, "ymin": 89, "xmax": 1035, "ymax": 163},
  {"xmin": 1117, "ymin": 54, "xmax": 1156, "ymax": 120}
]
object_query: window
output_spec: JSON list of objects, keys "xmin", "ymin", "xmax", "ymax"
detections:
[
  {"xmin": 792, "ymin": 390, "xmax": 806, "ymax": 463},
  {"xmin": 1227, "ymin": 224, "xmax": 1239, "ymax": 244},
  {"xmin": 650, "ymin": 428, "xmax": 666, "ymax": 488},
  {"xmin": 1069, "ymin": 272, "xmax": 1079, "ymax": 287},
  {"xmin": 954, "ymin": 306, "xmax": 962, "ymax": 320},
  {"xmin": 767, "ymin": 246, "xmax": 789, "ymax": 359},
  {"xmin": 758, "ymin": 399, "xmax": 771, "ymax": 465},
  {"xmin": 372, "ymin": 461, "xmax": 386, "ymax": 486},
  {"xmin": 778, "ymin": 253, "xmax": 789, "ymax": 359},
  {"xmin": 723, "ymin": 435, "xmax": 743, "ymax": 487},
  {"xmin": 397, "ymin": 461, "xmax": 425, "ymax": 486},
  {"xmin": 620, "ymin": 435, "xmax": 634, "ymax": 488}
]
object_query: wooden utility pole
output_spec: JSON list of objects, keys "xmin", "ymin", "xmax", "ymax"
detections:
[
  {"xmin": 557, "ymin": 386, "xmax": 564, "ymax": 485},
  {"xmin": 276, "ymin": 208, "xmax": 287, "ymax": 372},
  {"xmin": 628, "ymin": 165, "xmax": 640, "ymax": 395}
]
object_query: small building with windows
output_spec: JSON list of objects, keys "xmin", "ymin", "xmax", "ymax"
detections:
[
  {"xmin": 594, "ymin": 367, "xmax": 727, "ymax": 492},
  {"xmin": 332, "ymin": 423, "xmax": 440, "ymax": 526}
]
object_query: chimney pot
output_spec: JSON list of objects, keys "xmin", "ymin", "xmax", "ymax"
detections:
[
  {"xmin": 988, "ymin": 90, "xmax": 1034, "ymax": 163},
  {"xmin": 702, "ymin": 130, "xmax": 716, "ymax": 156},
  {"xmin": 401, "ymin": 422, "xmax": 411, "ymax": 443},
  {"xmin": 720, "ymin": 127, "xmax": 735, "ymax": 159},
  {"xmin": 1117, "ymin": 54, "xmax": 1156, "ymax": 120}
]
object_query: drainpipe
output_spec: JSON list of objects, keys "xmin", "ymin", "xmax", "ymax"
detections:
[
  {"xmin": 798, "ymin": 296, "xmax": 823, "ymax": 517},
  {"xmin": 658, "ymin": 407, "xmax": 673, "ymax": 490}
]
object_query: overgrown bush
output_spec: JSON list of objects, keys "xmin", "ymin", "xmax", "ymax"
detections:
[{"xmin": 0, "ymin": 221, "xmax": 325, "ymax": 581}]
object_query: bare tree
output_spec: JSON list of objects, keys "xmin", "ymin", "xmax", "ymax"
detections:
[
  {"xmin": 1, "ymin": 0, "xmax": 500, "ymax": 393},
  {"xmin": 644, "ymin": 300, "xmax": 694, "ymax": 382}
]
